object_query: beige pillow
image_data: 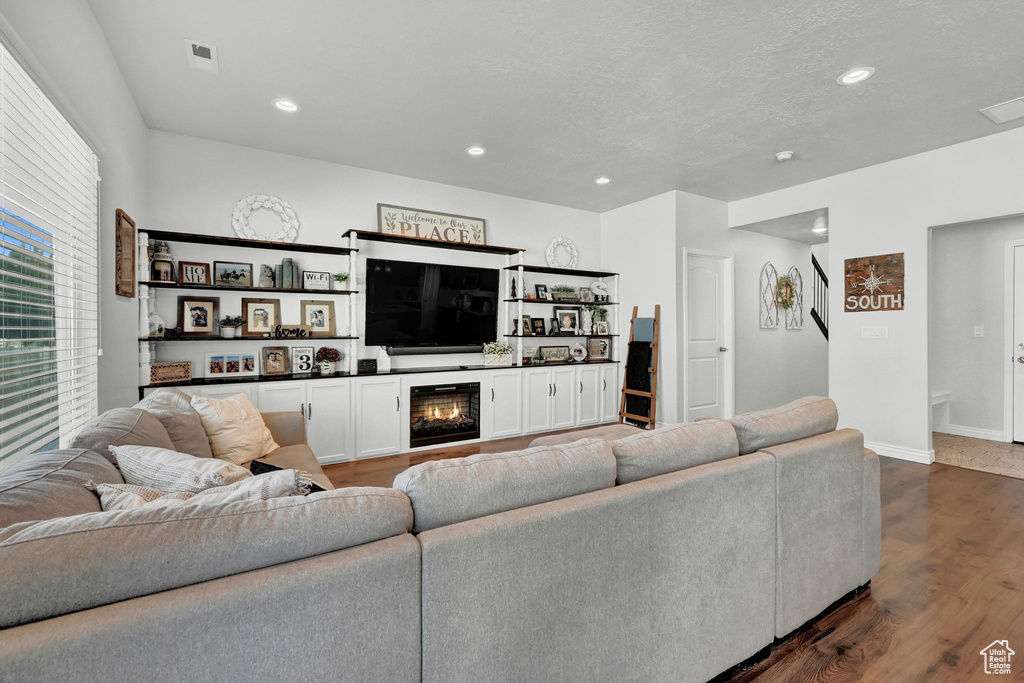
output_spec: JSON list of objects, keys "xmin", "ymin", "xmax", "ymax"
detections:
[
  {"xmin": 94, "ymin": 469, "xmax": 312, "ymax": 511},
  {"xmin": 109, "ymin": 444, "xmax": 252, "ymax": 493},
  {"xmin": 189, "ymin": 393, "xmax": 279, "ymax": 466},
  {"xmin": 134, "ymin": 388, "xmax": 214, "ymax": 458}
]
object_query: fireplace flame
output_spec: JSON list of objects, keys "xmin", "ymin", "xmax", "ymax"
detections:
[{"xmin": 429, "ymin": 405, "xmax": 461, "ymax": 420}]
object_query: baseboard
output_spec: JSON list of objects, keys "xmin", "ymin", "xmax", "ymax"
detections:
[
  {"xmin": 943, "ymin": 424, "xmax": 1007, "ymax": 442},
  {"xmin": 864, "ymin": 440, "xmax": 935, "ymax": 464},
  {"xmin": 316, "ymin": 454, "xmax": 351, "ymax": 466}
]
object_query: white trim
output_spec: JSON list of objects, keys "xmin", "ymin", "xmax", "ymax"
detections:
[
  {"xmin": 1004, "ymin": 239, "xmax": 1024, "ymax": 443},
  {"xmin": 865, "ymin": 440, "xmax": 935, "ymax": 464},
  {"xmin": 942, "ymin": 425, "xmax": 1006, "ymax": 442},
  {"xmin": 680, "ymin": 247, "xmax": 736, "ymax": 422}
]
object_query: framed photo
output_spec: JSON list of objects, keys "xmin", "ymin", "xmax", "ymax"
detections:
[
  {"xmin": 539, "ymin": 345, "xmax": 570, "ymax": 363},
  {"xmin": 554, "ymin": 307, "xmax": 580, "ymax": 335},
  {"xmin": 178, "ymin": 261, "xmax": 211, "ymax": 285},
  {"xmin": 205, "ymin": 352, "xmax": 257, "ymax": 377},
  {"xmin": 114, "ymin": 209, "xmax": 135, "ymax": 297},
  {"xmin": 213, "ymin": 261, "xmax": 253, "ymax": 288},
  {"xmin": 579, "ymin": 287, "xmax": 593, "ymax": 302},
  {"xmin": 302, "ymin": 271, "xmax": 331, "ymax": 291},
  {"xmin": 241, "ymin": 298, "xmax": 281, "ymax": 337},
  {"xmin": 549, "ymin": 317, "xmax": 559, "ymax": 335},
  {"xmin": 535, "ymin": 284, "xmax": 549, "ymax": 300},
  {"xmin": 261, "ymin": 346, "xmax": 289, "ymax": 376},
  {"xmin": 301, "ymin": 300, "xmax": 336, "ymax": 337},
  {"xmin": 531, "ymin": 317, "xmax": 547, "ymax": 336},
  {"xmin": 523, "ymin": 347, "xmax": 536, "ymax": 365},
  {"xmin": 291, "ymin": 346, "xmax": 315, "ymax": 374},
  {"xmin": 589, "ymin": 338, "xmax": 611, "ymax": 360},
  {"xmin": 177, "ymin": 296, "xmax": 219, "ymax": 336},
  {"xmin": 149, "ymin": 361, "xmax": 191, "ymax": 385},
  {"xmin": 521, "ymin": 314, "xmax": 533, "ymax": 335},
  {"xmin": 595, "ymin": 321, "xmax": 609, "ymax": 335}
]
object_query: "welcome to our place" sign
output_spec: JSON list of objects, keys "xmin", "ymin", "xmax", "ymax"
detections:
[
  {"xmin": 377, "ymin": 204, "xmax": 487, "ymax": 246},
  {"xmin": 844, "ymin": 252, "xmax": 905, "ymax": 313}
]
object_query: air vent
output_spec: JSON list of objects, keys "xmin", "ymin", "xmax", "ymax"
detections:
[
  {"xmin": 184, "ymin": 39, "xmax": 219, "ymax": 74},
  {"xmin": 979, "ymin": 96, "xmax": 1024, "ymax": 125}
]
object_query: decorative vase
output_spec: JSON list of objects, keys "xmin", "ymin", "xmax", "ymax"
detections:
[
  {"xmin": 581, "ymin": 309, "xmax": 593, "ymax": 335},
  {"xmin": 484, "ymin": 353, "xmax": 513, "ymax": 367},
  {"xmin": 332, "ymin": 280, "xmax": 348, "ymax": 291},
  {"xmin": 319, "ymin": 360, "xmax": 335, "ymax": 375},
  {"xmin": 377, "ymin": 346, "xmax": 392, "ymax": 373},
  {"xmin": 221, "ymin": 327, "xmax": 237, "ymax": 339}
]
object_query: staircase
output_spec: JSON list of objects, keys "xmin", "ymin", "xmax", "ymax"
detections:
[{"xmin": 810, "ymin": 254, "xmax": 828, "ymax": 340}]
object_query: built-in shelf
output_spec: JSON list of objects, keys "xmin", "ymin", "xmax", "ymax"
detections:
[
  {"xmin": 503, "ymin": 334, "xmax": 619, "ymax": 338},
  {"xmin": 141, "ymin": 281, "xmax": 356, "ymax": 295},
  {"xmin": 145, "ymin": 229, "xmax": 356, "ymax": 255},
  {"xmin": 140, "ymin": 336, "xmax": 359, "ymax": 342},
  {"xmin": 140, "ymin": 369, "xmax": 354, "ymax": 392},
  {"xmin": 504, "ymin": 264, "xmax": 618, "ymax": 279},
  {"xmin": 344, "ymin": 229, "xmax": 524, "ymax": 255},
  {"xmin": 503, "ymin": 299, "xmax": 618, "ymax": 305}
]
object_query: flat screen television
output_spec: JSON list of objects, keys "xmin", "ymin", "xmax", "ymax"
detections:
[{"xmin": 364, "ymin": 258, "xmax": 500, "ymax": 349}]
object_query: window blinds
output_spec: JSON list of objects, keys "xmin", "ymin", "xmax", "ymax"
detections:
[{"xmin": 0, "ymin": 42, "xmax": 99, "ymax": 468}]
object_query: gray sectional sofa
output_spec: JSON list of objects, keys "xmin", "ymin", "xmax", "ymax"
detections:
[{"xmin": 0, "ymin": 395, "xmax": 880, "ymax": 683}]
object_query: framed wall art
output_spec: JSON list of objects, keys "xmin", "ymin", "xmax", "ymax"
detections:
[
  {"xmin": 538, "ymin": 345, "xmax": 570, "ymax": 363},
  {"xmin": 261, "ymin": 346, "xmax": 289, "ymax": 376},
  {"xmin": 114, "ymin": 209, "xmax": 135, "ymax": 297},
  {"xmin": 205, "ymin": 352, "xmax": 257, "ymax": 378},
  {"xmin": 213, "ymin": 261, "xmax": 253, "ymax": 287},
  {"xmin": 241, "ymin": 298, "xmax": 281, "ymax": 337},
  {"xmin": 177, "ymin": 296, "xmax": 219, "ymax": 336},
  {"xmin": 377, "ymin": 203, "xmax": 486, "ymax": 246},
  {"xmin": 302, "ymin": 271, "xmax": 331, "ymax": 291},
  {"xmin": 291, "ymin": 346, "xmax": 315, "ymax": 374},
  {"xmin": 554, "ymin": 307, "xmax": 580, "ymax": 335},
  {"xmin": 300, "ymin": 300, "xmax": 336, "ymax": 337},
  {"xmin": 178, "ymin": 261, "xmax": 211, "ymax": 285},
  {"xmin": 588, "ymin": 338, "xmax": 610, "ymax": 360}
]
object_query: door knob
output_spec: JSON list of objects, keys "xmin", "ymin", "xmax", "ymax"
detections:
[
  {"xmin": 1018, "ymin": 356, "xmax": 1024, "ymax": 364},
  {"xmin": 719, "ymin": 347, "xmax": 728, "ymax": 352}
]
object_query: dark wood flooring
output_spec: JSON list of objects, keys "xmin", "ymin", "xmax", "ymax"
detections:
[{"xmin": 325, "ymin": 440, "xmax": 1024, "ymax": 682}]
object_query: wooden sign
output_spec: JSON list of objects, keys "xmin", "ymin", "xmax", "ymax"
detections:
[
  {"xmin": 150, "ymin": 361, "xmax": 192, "ymax": 385},
  {"xmin": 378, "ymin": 203, "xmax": 486, "ymax": 245},
  {"xmin": 844, "ymin": 252, "xmax": 905, "ymax": 312},
  {"xmin": 273, "ymin": 324, "xmax": 312, "ymax": 339},
  {"xmin": 114, "ymin": 209, "xmax": 136, "ymax": 297}
]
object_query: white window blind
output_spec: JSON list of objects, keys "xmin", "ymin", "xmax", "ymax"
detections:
[{"xmin": 0, "ymin": 42, "xmax": 99, "ymax": 468}]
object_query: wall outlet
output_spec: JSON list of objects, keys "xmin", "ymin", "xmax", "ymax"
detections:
[
  {"xmin": 974, "ymin": 326, "xmax": 984, "ymax": 337},
  {"xmin": 861, "ymin": 326, "xmax": 889, "ymax": 339}
]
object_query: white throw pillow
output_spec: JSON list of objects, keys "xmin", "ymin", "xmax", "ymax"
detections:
[
  {"xmin": 189, "ymin": 393, "xmax": 280, "ymax": 466},
  {"xmin": 109, "ymin": 444, "xmax": 253, "ymax": 493},
  {"xmin": 94, "ymin": 469, "xmax": 312, "ymax": 511}
]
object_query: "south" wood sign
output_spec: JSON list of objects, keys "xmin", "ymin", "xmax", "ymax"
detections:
[{"xmin": 844, "ymin": 252, "xmax": 905, "ymax": 312}]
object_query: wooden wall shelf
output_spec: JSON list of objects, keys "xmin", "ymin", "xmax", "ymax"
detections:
[
  {"xmin": 504, "ymin": 264, "xmax": 618, "ymax": 279},
  {"xmin": 145, "ymin": 229, "xmax": 356, "ymax": 256},
  {"xmin": 141, "ymin": 281, "xmax": 356, "ymax": 295}
]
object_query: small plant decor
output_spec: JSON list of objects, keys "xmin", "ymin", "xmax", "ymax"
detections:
[
  {"xmin": 332, "ymin": 272, "xmax": 350, "ymax": 291},
  {"xmin": 550, "ymin": 284, "xmax": 578, "ymax": 302},
  {"xmin": 218, "ymin": 315, "xmax": 243, "ymax": 338},
  {"xmin": 315, "ymin": 347, "xmax": 342, "ymax": 374},
  {"xmin": 584, "ymin": 303, "xmax": 607, "ymax": 321},
  {"xmin": 483, "ymin": 341, "xmax": 514, "ymax": 367}
]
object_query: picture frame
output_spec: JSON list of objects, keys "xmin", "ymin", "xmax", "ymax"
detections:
[
  {"xmin": 149, "ymin": 361, "xmax": 191, "ymax": 385},
  {"xmin": 521, "ymin": 314, "xmax": 533, "ymax": 335},
  {"xmin": 205, "ymin": 352, "xmax": 257, "ymax": 377},
  {"xmin": 549, "ymin": 317, "xmax": 559, "ymax": 335},
  {"xmin": 554, "ymin": 307, "xmax": 581, "ymax": 335},
  {"xmin": 261, "ymin": 346, "xmax": 289, "ymax": 376},
  {"xmin": 114, "ymin": 209, "xmax": 135, "ymax": 297},
  {"xmin": 579, "ymin": 287, "xmax": 593, "ymax": 302},
  {"xmin": 535, "ymin": 284, "xmax": 549, "ymax": 300},
  {"xmin": 178, "ymin": 261, "xmax": 211, "ymax": 285},
  {"xmin": 177, "ymin": 296, "xmax": 219, "ymax": 336},
  {"xmin": 595, "ymin": 321, "xmax": 609, "ymax": 335},
  {"xmin": 302, "ymin": 271, "xmax": 331, "ymax": 291},
  {"xmin": 300, "ymin": 300, "xmax": 337, "ymax": 337},
  {"xmin": 291, "ymin": 346, "xmax": 315, "ymax": 374},
  {"xmin": 522, "ymin": 347, "xmax": 536, "ymax": 365},
  {"xmin": 241, "ymin": 298, "xmax": 281, "ymax": 337},
  {"xmin": 531, "ymin": 317, "xmax": 547, "ymax": 336},
  {"xmin": 539, "ymin": 345, "xmax": 570, "ymax": 363},
  {"xmin": 213, "ymin": 261, "xmax": 253, "ymax": 288},
  {"xmin": 588, "ymin": 338, "xmax": 611, "ymax": 360}
]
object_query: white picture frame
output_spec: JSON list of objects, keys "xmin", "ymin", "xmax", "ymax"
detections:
[
  {"xmin": 291, "ymin": 346, "xmax": 315, "ymax": 374},
  {"xmin": 302, "ymin": 271, "xmax": 331, "ymax": 291},
  {"xmin": 205, "ymin": 352, "xmax": 258, "ymax": 377}
]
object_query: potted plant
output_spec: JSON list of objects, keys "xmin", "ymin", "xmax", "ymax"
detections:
[
  {"xmin": 218, "ymin": 315, "xmax": 243, "ymax": 339},
  {"xmin": 551, "ymin": 284, "xmax": 577, "ymax": 302},
  {"xmin": 483, "ymin": 341, "xmax": 514, "ymax": 367},
  {"xmin": 332, "ymin": 272, "xmax": 350, "ymax": 291},
  {"xmin": 315, "ymin": 347, "xmax": 342, "ymax": 374}
]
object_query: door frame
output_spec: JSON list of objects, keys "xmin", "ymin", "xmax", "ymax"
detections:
[
  {"xmin": 680, "ymin": 247, "xmax": 736, "ymax": 423},
  {"xmin": 1004, "ymin": 239, "xmax": 1024, "ymax": 443}
]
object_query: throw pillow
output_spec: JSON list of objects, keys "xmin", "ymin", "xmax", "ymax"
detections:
[
  {"xmin": 109, "ymin": 444, "xmax": 253, "ymax": 493},
  {"xmin": 94, "ymin": 469, "xmax": 313, "ymax": 511},
  {"xmin": 134, "ymin": 388, "xmax": 214, "ymax": 458},
  {"xmin": 189, "ymin": 393, "xmax": 280, "ymax": 466},
  {"xmin": 249, "ymin": 459, "xmax": 327, "ymax": 494}
]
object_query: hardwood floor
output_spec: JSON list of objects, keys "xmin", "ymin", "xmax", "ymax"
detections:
[{"xmin": 327, "ymin": 441, "xmax": 1024, "ymax": 681}]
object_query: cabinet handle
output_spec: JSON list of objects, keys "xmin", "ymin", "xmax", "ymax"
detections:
[
  {"xmin": 579, "ymin": 381, "xmax": 583, "ymax": 394},
  {"xmin": 300, "ymin": 403, "xmax": 305, "ymax": 418},
  {"xmin": 548, "ymin": 383, "xmax": 552, "ymax": 397},
  {"xmin": 603, "ymin": 379, "xmax": 607, "ymax": 391},
  {"xmin": 491, "ymin": 388, "xmax": 495, "ymax": 402},
  {"xmin": 553, "ymin": 383, "xmax": 557, "ymax": 396},
  {"xmin": 396, "ymin": 396, "xmax": 400, "ymax": 411},
  {"xmin": 308, "ymin": 402, "xmax": 313, "ymax": 420}
]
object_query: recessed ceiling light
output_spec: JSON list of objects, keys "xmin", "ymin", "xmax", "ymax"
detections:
[
  {"xmin": 812, "ymin": 216, "xmax": 828, "ymax": 234},
  {"xmin": 837, "ymin": 67, "xmax": 875, "ymax": 85},
  {"xmin": 593, "ymin": 176, "xmax": 611, "ymax": 185},
  {"xmin": 465, "ymin": 145, "xmax": 487, "ymax": 156},
  {"xmin": 272, "ymin": 98, "xmax": 300, "ymax": 113},
  {"xmin": 775, "ymin": 151, "xmax": 795, "ymax": 162}
]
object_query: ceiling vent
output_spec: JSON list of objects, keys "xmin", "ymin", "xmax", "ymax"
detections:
[
  {"xmin": 184, "ymin": 39, "xmax": 219, "ymax": 74},
  {"xmin": 979, "ymin": 96, "xmax": 1024, "ymax": 125}
]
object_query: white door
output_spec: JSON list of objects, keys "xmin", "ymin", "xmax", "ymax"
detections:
[
  {"xmin": 551, "ymin": 366, "xmax": 577, "ymax": 430},
  {"xmin": 307, "ymin": 380, "xmax": 352, "ymax": 463},
  {"xmin": 355, "ymin": 377, "xmax": 402, "ymax": 459},
  {"xmin": 686, "ymin": 253, "xmax": 730, "ymax": 421},
  {"xmin": 1015, "ymin": 246, "xmax": 1024, "ymax": 441},
  {"xmin": 489, "ymin": 370, "xmax": 524, "ymax": 438},
  {"xmin": 257, "ymin": 381, "xmax": 307, "ymax": 415},
  {"xmin": 600, "ymin": 364, "xmax": 620, "ymax": 423},
  {"xmin": 524, "ymin": 368, "xmax": 553, "ymax": 434},
  {"xmin": 576, "ymin": 365, "xmax": 601, "ymax": 427}
]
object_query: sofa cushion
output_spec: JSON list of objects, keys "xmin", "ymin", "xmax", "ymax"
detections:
[
  {"xmin": 528, "ymin": 423, "xmax": 644, "ymax": 448},
  {"xmin": 0, "ymin": 450, "xmax": 122, "ymax": 528},
  {"xmin": 393, "ymin": 438, "xmax": 616, "ymax": 533},
  {"xmin": 0, "ymin": 486, "xmax": 413, "ymax": 628},
  {"xmin": 256, "ymin": 444, "xmax": 333, "ymax": 490},
  {"xmin": 611, "ymin": 419, "xmax": 739, "ymax": 484},
  {"xmin": 134, "ymin": 388, "xmax": 214, "ymax": 458},
  {"xmin": 728, "ymin": 396, "xmax": 839, "ymax": 455},
  {"xmin": 190, "ymin": 393, "xmax": 279, "ymax": 466},
  {"xmin": 69, "ymin": 408, "xmax": 176, "ymax": 464},
  {"xmin": 109, "ymin": 444, "xmax": 252, "ymax": 493}
]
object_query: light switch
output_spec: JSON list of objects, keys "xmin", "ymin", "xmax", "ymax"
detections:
[
  {"xmin": 861, "ymin": 326, "xmax": 889, "ymax": 339},
  {"xmin": 974, "ymin": 326, "xmax": 984, "ymax": 337}
]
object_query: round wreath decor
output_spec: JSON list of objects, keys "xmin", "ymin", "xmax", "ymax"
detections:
[
  {"xmin": 545, "ymin": 236, "xmax": 579, "ymax": 269},
  {"xmin": 775, "ymin": 275, "xmax": 797, "ymax": 310},
  {"xmin": 231, "ymin": 194, "xmax": 300, "ymax": 243}
]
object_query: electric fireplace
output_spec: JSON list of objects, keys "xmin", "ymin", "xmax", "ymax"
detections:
[{"xmin": 409, "ymin": 382, "xmax": 481, "ymax": 448}]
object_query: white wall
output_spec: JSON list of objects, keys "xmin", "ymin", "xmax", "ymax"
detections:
[
  {"xmin": 930, "ymin": 215, "xmax": 1024, "ymax": 437},
  {"xmin": 730, "ymin": 125, "xmax": 1024, "ymax": 463}
]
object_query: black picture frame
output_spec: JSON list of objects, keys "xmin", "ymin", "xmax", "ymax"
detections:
[{"xmin": 553, "ymin": 307, "xmax": 580, "ymax": 335}]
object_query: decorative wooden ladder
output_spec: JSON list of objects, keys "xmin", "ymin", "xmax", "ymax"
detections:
[{"xmin": 619, "ymin": 305, "xmax": 660, "ymax": 429}]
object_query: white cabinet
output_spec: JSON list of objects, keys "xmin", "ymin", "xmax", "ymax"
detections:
[
  {"xmin": 576, "ymin": 365, "xmax": 602, "ymax": 427},
  {"xmin": 307, "ymin": 379, "xmax": 352, "ymax": 463},
  {"xmin": 551, "ymin": 366, "xmax": 577, "ymax": 430},
  {"xmin": 524, "ymin": 366, "xmax": 577, "ymax": 434},
  {"xmin": 355, "ymin": 376, "xmax": 403, "ymax": 459},
  {"xmin": 257, "ymin": 381, "xmax": 306, "ymax": 414},
  {"xmin": 600, "ymin": 364, "xmax": 620, "ymax": 423},
  {"xmin": 488, "ymin": 370, "xmax": 523, "ymax": 439}
]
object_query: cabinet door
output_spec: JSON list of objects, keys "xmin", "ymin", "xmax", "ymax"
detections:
[
  {"xmin": 196, "ymin": 384, "xmax": 255, "ymax": 402},
  {"xmin": 257, "ymin": 381, "xmax": 307, "ymax": 415},
  {"xmin": 576, "ymin": 365, "xmax": 601, "ymax": 427},
  {"xmin": 600, "ymin": 365, "xmax": 620, "ymax": 423},
  {"xmin": 488, "ymin": 370, "xmax": 523, "ymax": 439},
  {"xmin": 523, "ymin": 368, "xmax": 553, "ymax": 434},
  {"xmin": 355, "ymin": 377, "xmax": 402, "ymax": 459},
  {"xmin": 307, "ymin": 379, "xmax": 352, "ymax": 463},
  {"xmin": 550, "ymin": 366, "xmax": 577, "ymax": 430}
]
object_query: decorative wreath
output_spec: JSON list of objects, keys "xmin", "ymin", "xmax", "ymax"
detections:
[
  {"xmin": 775, "ymin": 275, "xmax": 797, "ymax": 310},
  {"xmin": 545, "ymin": 237, "xmax": 579, "ymax": 269},
  {"xmin": 231, "ymin": 194, "xmax": 300, "ymax": 243}
]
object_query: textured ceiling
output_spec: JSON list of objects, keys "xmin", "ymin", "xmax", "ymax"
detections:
[{"xmin": 87, "ymin": 0, "xmax": 1024, "ymax": 212}]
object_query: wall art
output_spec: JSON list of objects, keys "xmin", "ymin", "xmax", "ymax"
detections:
[
  {"xmin": 844, "ymin": 252, "xmax": 905, "ymax": 312},
  {"xmin": 378, "ymin": 203, "xmax": 485, "ymax": 245}
]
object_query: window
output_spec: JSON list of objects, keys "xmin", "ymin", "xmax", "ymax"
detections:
[{"xmin": 0, "ymin": 43, "xmax": 99, "ymax": 468}]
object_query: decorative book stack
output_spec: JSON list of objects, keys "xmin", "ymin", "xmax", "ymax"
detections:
[{"xmin": 275, "ymin": 258, "xmax": 301, "ymax": 289}]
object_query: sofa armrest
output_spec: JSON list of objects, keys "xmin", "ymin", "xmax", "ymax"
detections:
[
  {"xmin": 262, "ymin": 411, "xmax": 306, "ymax": 447},
  {"xmin": 862, "ymin": 448, "xmax": 881, "ymax": 584}
]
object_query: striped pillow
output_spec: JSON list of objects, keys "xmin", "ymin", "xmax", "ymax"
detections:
[
  {"xmin": 94, "ymin": 469, "xmax": 312, "ymax": 511},
  {"xmin": 109, "ymin": 444, "xmax": 252, "ymax": 494}
]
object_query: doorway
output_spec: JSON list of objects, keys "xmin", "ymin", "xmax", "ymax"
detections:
[
  {"xmin": 1011, "ymin": 243, "xmax": 1024, "ymax": 442},
  {"xmin": 681, "ymin": 248, "xmax": 735, "ymax": 421}
]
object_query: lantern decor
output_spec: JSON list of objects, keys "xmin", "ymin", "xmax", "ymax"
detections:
[{"xmin": 150, "ymin": 240, "xmax": 175, "ymax": 282}]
